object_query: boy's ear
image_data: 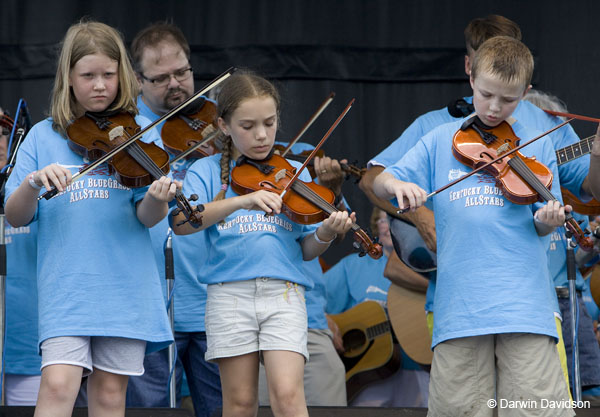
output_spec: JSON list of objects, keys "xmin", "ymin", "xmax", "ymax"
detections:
[
  {"xmin": 464, "ymin": 55, "xmax": 471, "ymax": 76},
  {"xmin": 469, "ymin": 74, "xmax": 475, "ymax": 90},
  {"xmin": 522, "ymin": 84, "xmax": 532, "ymax": 98}
]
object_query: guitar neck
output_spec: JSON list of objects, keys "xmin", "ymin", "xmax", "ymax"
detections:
[
  {"xmin": 366, "ymin": 320, "xmax": 391, "ymax": 340},
  {"xmin": 555, "ymin": 135, "xmax": 594, "ymax": 166}
]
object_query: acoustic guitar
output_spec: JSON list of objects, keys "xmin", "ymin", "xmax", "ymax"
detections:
[
  {"xmin": 387, "ymin": 218, "xmax": 434, "ymax": 365},
  {"xmin": 329, "ymin": 300, "xmax": 400, "ymax": 402},
  {"xmin": 386, "ymin": 283, "xmax": 433, "ymax": 365}
]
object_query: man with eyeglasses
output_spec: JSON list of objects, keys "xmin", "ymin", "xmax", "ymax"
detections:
[
  {"xmin": 132, "ymin": 26, "xmax": 194, "ymax": 119},
  {"xmin": 126, "ymin": 23, "xmax": 222, "ymax": 417}
]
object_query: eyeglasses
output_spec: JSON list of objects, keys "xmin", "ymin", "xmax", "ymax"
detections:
[
  {"xmin": 1, "ymin": 128, "xmax": 10, "ymax": 136},
  {"xmin": 140, "ymin": 67, "xmax": 193, "ymax": 88}
]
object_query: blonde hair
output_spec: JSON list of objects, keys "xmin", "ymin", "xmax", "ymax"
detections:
[
  {"xmin": 213, "ymin": 72, "xmax": 280, "ymax": 201},
  {"xmin": 50, "ymin": 20, "xmax": 139, "ymax": 136},
  {"xmin": 470, "ymin": 36, "xmax": 533, "ymax": 91},
  {"xmin": 464, "ymin": 15, "xmax": 521, "ymax": 55}
]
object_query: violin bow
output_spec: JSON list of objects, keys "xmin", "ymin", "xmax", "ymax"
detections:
[
  {"xmin": 39, "ymin": 68, "xmax": 234, "ymax": 200},
  {"xmin": 280, "ymin": 92, "xmax": 335, "ymax": 157},
  {"xmin": 280, "ymin": 98, "xmax": 355, "ymax": 199},
  {"xmin": 398, "ymin": 116, "xmax": 573, "ymax": 213},
  {"xmin": 543, "ymin": 109, "xmax": 600, "ymax": 123}
]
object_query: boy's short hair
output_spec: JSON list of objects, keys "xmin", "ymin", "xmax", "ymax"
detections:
[
  {"xmin": 464, "ymin": 15, "xmax": 522, "ymax": 55},
  {"xmin": 470, "ymin": 36, "xmax": 533, "ymax": 90}
]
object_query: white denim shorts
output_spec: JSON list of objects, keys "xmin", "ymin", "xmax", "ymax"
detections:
[
  {"xmin": 205, "ymin": 278, "xmax": 308, "ymax": 362},
  {"xmin": 40, "ymin": 336, "xmax": 146, "ymax": 377}
]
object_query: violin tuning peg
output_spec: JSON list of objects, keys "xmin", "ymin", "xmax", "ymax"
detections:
[
  {"xmin": 194, "ymin": 203, "xmax": 205, "ymax": 213},
  {"xmin": 172, "ymin": 208, "xmax": 182, "ymax": 216},
  {"xmin": 353, "ymin": 241, "xmax": 361, "ymax": 250},
  {"xmin": 189, "ymin": 193, "xmax": 199, "ymax": 201}
]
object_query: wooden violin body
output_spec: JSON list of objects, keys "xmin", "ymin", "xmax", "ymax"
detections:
[
  {"xmin": 67, "ymin": 112, "xmax": 170, "ymax": 188},
  {"xmin": 454, "ymin": 116, "xmax": 593, "ymax": 251},
  {"xmin": 161, "ymin": 98, "xmax": 218, "ymax": 159},
  {"xmin": 67, "ymin": 111, "xmax": 203, "ymax": 227},
  {"xmin": 231, "ymin": 153, "xmax": 382, "ymax": 259},
  {"xmin": 231, "ymin": 154, "xmax": 336, "ymax": 224},
  {"xmin": 452, "ymin": 120, "xmax": 553, "ymax": 205}
]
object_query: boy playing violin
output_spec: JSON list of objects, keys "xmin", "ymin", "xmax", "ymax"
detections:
[{"xmin": 373, "ymin": 36, "xmax": 574, "ymax": 416}]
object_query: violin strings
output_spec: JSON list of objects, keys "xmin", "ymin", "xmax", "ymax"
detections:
[
  {"xmin": 290, "ymin": 179, "xmax": 360, "ymax": 232},
  {"xmin": 126, "ymin": 141, "xmax": 191, "ymax": 208},
  {"xmin": 507, "ymin": 155, "xmax": 555, "ymax": 202}
]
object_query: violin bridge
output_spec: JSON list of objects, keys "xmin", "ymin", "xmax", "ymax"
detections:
[
  {"xmin": 108, "ymin": 126, "xmax": 125, "ymax": 141},
  {"xmin": 497, "ymin": 143, "xmax": 511, "ymax": 155},
  {"xmin": 275, "ymin": 169, "xmax": 288, "ymax": 182}
]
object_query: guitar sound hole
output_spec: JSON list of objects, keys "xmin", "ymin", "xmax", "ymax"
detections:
[{"xmin": 343, "ymin": 329, "xmax": 366, "ymax": 352}]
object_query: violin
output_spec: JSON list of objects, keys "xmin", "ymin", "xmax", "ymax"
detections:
[
  {"xmin": 453, "ymin": 118, "xmax": 553, "ymax": 205},
  {"xmin": 161, "ymin": 97, "xmax": 219, "ymax": 160},
  {"xmin": 273, "ymin": 144, "xmax": 366, "ymax": 181},
  {"xmin": 68, "ymin": 111, "xmax": 170, "ymax": 187},
  {"xmin": 453, "ymin": 116, "xmax": 593, "ymax": 250},
  {"xmin": 39, "ymin": 67, "xmax": 233, "ymax": 202},
  {"xmin": 66, "ymin": 111, "xmax": 203, "ymax": 227},
  {"xmin": 230, "ymin": 153, "xmax": 383, "ymax": 259}
]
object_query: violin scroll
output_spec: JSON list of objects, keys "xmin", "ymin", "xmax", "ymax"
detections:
[
  {"xmin": 565, "ymin": 215, "xmax": 594, "ymax": 252},
  {"xmin": 172, "ymin": 195, "xmax": 204, "ymax": 227},
  {"xmin": 352, "ymin": 229, "xmax": 383, "ymax": 259}
]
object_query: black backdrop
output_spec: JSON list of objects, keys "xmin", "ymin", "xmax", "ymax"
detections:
[{"xmin": 1, "ymin": 0, "xmax": 599, "ymax": 263}]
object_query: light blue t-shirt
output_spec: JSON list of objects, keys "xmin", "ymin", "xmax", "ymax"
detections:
[
  {"xmin": 181, "ymin": 153, "xmax": 318, "ymax": 287},
  {"xmin": 137, "ymin": 96, "xmax": 167, "ymax": 134},
  {"xmin": 324, "ymin": 253, "xmax": 389, "ymax": 314},
  {"xmin": 371, "ymin": 98, "xmax": 588, "ymax": 199},
  {"xmin": 371, "ymin": 98, "xmax": 589, "ymax": 313},
  {"xmin": 275, "ymin": 141, "xmax": 330, "ymax": 329},
  {"xmin": 384, "ymin": 119, "xmax": 562, "ymax": 347},
  {"xmin": 147, "ymin": 158, "xmax": 210, "ymax": 332},
  {"xmin": 138, "ymin": 95, "xmax": 211, "ymax": 332},
  {"xmin": 5, "ymin": 221, "xmax": 40, "ymax": 374},
  {"xmin": 5, "ymin": 117, "xmax": 174, "ymax": 353}
]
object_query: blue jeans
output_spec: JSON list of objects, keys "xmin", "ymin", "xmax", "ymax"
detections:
[{"xmin": 126, "ymin": 331, "xmax": 222, "ymax": 417}]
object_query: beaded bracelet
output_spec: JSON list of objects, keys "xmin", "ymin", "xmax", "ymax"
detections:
[{"xmin": 314, "ymin": 230, "xmax": 337, "ymax": 244}]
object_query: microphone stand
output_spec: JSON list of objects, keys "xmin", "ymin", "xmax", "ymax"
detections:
[
  {"xmin": 0, "ymin": 124, "xmax": 27, "ymax": 405},
  {"xmin": 0, "ymin": 173, "xmax": 6, "ymax": 406},
  {"xmin": 566, "ymin": 232, "xmax": 582, "ymax": 401},
  {"xmin": 0, "ymin": 121, "xmax": 25, "ymax": 405},
  {"xmin": 164, "ymin": 229, "xmax": 177, "ymax": 408}
]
